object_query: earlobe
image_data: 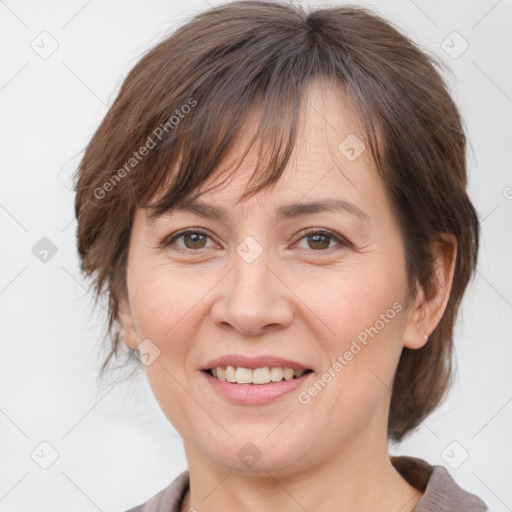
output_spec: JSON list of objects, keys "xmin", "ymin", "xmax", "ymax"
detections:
[
  {"xmin": 402, "ymin": 234, "xmax": 457, "ymax": 350},
  {"xmin": 117, "ymin": 297, "xmax": 138, "ymax": 350},
  {"xmin": 402, "ymin": 291, "xmax": 430, "ymax": 350}
]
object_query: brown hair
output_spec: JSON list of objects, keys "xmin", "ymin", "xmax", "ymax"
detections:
[{"xmin": 73, "ymin": 0, "xmax": 479, "ymax": 442}]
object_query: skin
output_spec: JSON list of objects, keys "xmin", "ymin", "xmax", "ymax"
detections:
[{"xmin": 119, "ymin": 79, "xmax": 457, "ymax": 512}]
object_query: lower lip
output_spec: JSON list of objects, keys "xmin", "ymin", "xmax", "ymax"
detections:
[{"xmin": 201, "ymin": 371, "xmax": 313, "ymax": 404}]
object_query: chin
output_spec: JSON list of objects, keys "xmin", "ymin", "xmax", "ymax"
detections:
[{"xmin": 199, "ymin": 431, "xmax": 311, "ymax": 474}]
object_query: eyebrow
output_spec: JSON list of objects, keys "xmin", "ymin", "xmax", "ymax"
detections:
[{"xmin": 147, "ymin": 197, "xmax": 368, "ymax": 224}]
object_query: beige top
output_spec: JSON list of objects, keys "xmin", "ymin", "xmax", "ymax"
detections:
[{"xmin": 125, "ymin": 456, "xmax": 488, "ymax": 511}]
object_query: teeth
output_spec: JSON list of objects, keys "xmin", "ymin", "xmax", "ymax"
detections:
[
  {"xmin": 270, "ymin": 367, "xmax": 284, "ymax": 382},
  {"xmin": 283, "ymin": 367, "xmax": 294, "ymax": 380},
  {"xmin": 235, "ymin": 367, "xmax": 253, "ymax": 384},
  {"xmin": 253, "ymin": 367, "xmax": 270, "ymax": 384},
  {"xmin": 225, "ymin": 365, "xmax": 236, "ymax": 383},
  {"xmin": 210, "ymin": 366, "xmax": 308, "ymax": 384}
]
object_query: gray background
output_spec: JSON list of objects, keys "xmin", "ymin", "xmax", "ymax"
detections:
[{"xmin": 1, "ymin": 0, "xmax": 511, "ymax": 510}]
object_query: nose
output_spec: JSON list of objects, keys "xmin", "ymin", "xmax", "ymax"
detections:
[{"xmin": 210, "ymin": 247, "xmax": 294, "ymax": 336}]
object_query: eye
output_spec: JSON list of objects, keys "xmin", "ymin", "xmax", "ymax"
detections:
[
  {"xmin": 161, "ymin": 228, "xmax": 216, "ymax": 252},
  {"xmin": 161, "ymin": 228, "xmax": 350, "ymax": 253},
  {"xmin": 294, "ymin": 229, "xmax": 350, "ymax": 252}
]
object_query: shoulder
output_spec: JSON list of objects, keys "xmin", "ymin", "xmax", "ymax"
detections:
[
  {"xmin": 416, "ymin": 465, "xmax": 488, "ymax": 512},
  {"xmin": 123, "ymin": 470, "xmax": 189, "ymax": 512},
  {"xmin": 392, "ymin": 455, "xmax": 488, "ymax": 511}
]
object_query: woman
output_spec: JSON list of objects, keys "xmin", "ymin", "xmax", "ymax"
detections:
[{"xmin": 74, "ymin": 1, "xmax": 486, "ymax": 510}]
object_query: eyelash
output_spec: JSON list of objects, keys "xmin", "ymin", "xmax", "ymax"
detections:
[{"xmin": 161, "ymin": 228, "xmax": 350, "ymax": 254}]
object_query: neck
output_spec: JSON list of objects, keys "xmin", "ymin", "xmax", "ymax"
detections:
[{"xmin": 180, "ymin": 427, "xmax": 423, "ymax": 512}]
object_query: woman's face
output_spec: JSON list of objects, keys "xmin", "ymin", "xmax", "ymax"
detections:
[{"xmin": 119, "ymin": 81, "xmax": 422, "ymax": 474}]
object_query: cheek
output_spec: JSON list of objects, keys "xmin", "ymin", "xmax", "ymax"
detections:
[
  {"xmin": 127, "ymin": 269, "xmax": 210, "ymax": 431},
  {"xmin": 298, "ymin": 263, "xmax": 407, "ymax": 406},
  {"xmin": 302, "ymin": 262, "xmax": 405, "ymax": 345},
  {"xmin": 129, "ymin": 266, "xmax": 207, "ymax": 344}
]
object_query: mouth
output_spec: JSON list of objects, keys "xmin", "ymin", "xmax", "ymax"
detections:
[
  {"xmin": 201, "ymin": 365, "xmax": 315, "ymax": 404},
  {"xmin": 199, "ymin": 355, "xmax": 316, "ymax": 403},
  {"xmin": 202, "ymin": 366, "xmax": 314, "ymax": 385}
]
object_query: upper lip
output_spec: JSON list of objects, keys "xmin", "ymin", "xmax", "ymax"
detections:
[{"xmin": 200, "ymin": 354, "xmax": 313, "ymax": 371}]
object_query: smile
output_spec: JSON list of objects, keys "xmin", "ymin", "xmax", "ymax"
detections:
[
  {"xmin": 201, "ymin": 367, "xmax": 315, "ymax": 404},
  {"xmin": 204, "ymin": 366, "xmax": 313, "ymax": 385}
]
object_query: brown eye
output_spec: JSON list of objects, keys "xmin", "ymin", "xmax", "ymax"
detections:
[
  {"xmin": 162, "ymin": 229, "xmax": 214, "ymax": 251},
  {"xmin": 295, "ymin": 229, "xmax": 349, "ymax": 252},
  {"xmin": 182, "ymin": 232, "xmax": 207, "ymax": 249},
  {"xmin": 307, "ymin": 233, "xmax": 331, "ymax": 250}
]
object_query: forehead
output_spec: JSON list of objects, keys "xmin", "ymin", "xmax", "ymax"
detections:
[{"xmin": 145, "ymin": 78, "xmax": 384, "ymax": 224}]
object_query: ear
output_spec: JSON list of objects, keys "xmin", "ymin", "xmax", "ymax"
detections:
[
  {"xmin": 402, "ymin": 234, "xmax": 457, "ymax": 350},
  {"xmin": 117, "ymin": 296, "xmax": 139, "ymax": 351}
]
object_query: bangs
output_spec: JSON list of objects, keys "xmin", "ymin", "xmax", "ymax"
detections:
[
  {"xmin": 135, "ymin": 68, "xmax": 328, "ymax": 221},
  {"xmin": 142, "ymin": 78, "xmax": 304, "ymax": 219},
  {"xmin": 116, "ymin": 13, "xmax": 380, "ymax": 220}
]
